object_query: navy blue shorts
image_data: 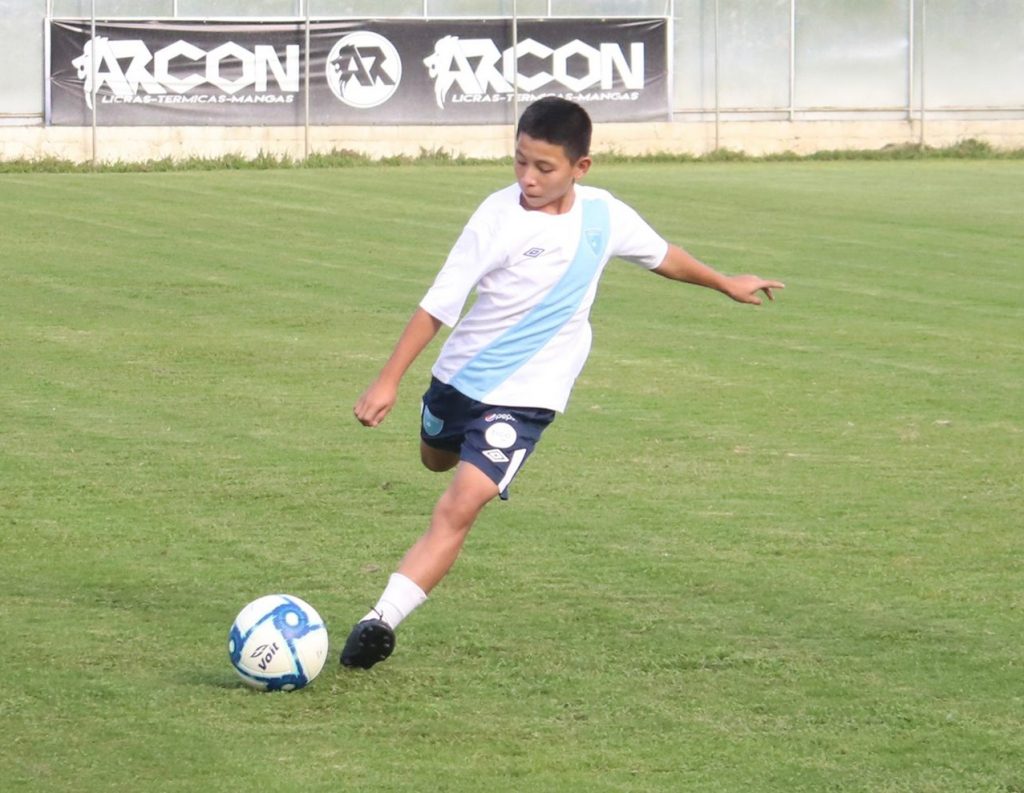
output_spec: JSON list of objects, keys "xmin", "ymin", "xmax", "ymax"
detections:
[{"xmin": 420, "ymin": 377, "xmax": 555, "ymax": 500}]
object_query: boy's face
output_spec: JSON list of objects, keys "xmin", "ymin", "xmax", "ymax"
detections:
[{"xmin": 514, "ymin": 133, "xmax": 592, "ymax": 214}]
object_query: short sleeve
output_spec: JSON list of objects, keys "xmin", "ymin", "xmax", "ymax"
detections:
[
  {"xmin": 419, "ymin": 222, "xmax": 500, "ymax": 327},
  {"xmin": 608, "ymin": 196, "xmax": 670, "ymax": 270}
]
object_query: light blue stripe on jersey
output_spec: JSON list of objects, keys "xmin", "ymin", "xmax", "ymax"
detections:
[{"xmin": 450, "ymin": 197, "xmax": 610, "ymax": 401}]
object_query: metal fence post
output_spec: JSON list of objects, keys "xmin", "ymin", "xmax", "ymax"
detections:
[
  {"xmin": 907, "ymin": 0, "xmax": 914, "ymax": 123},
  {"xmin": 512, "ymin": 0, "xmax": 519, "ymax": 139},
  {"xmin": 713, "ymin": 0, "xmax": 720, "ymax": 151},
  {"xmin": 304, "ymin": 0, "xmax": 311, "ymax": 160},
  {"xmin": 789, "ymin": 0, "xmax": 796, "ymax": 121},
  {"xmin": 90, "ymin": 0, "xmax": 97, "ymax": 166},
  {"xmin": 919, "ymin": 0, "xmax": 927, "ymax": 146},
  {"xmin": 44, "ymin": 0, "xmax": 53, "ymax": 125},
  {"xmin": 667, "ymin": 0, "xmax": 675, "ymax": 121}
]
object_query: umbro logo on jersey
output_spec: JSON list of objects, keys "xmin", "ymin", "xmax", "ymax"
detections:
[{"xmin": 524, "ymin": 247, "xmax": 545, "ymax": 258}]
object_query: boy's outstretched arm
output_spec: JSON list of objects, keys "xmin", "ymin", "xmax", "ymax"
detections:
[
  {"xmin": 653, "ymin": 243, "xmax": 784, "ymax": 305},
  {"xmin": 354, "ymin": 307, "xmax": 443, "ymax": 428}
]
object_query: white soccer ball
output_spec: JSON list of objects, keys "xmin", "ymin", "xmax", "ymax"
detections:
[{"xmin": 228, "ymin": 594, "xmax": 329, "ymax": 691}]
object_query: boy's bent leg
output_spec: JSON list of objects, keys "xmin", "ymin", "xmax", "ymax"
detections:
[
  {"xmin": 341, "ymin": 462, "xmax": 498, "ymax": 670},
  {"xmin": 399, "ymin": 461, "xmax": 499, "ymax": 593}
]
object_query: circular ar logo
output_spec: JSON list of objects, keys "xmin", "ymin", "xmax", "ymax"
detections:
[{"xmin": 326, "ymin": 31, "xmax": 402, "ymax": 108}]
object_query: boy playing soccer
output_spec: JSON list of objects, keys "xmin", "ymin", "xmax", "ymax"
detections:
[{"xmin": 342, "ymin": 97, "xmax": 784, "ymax": 669}]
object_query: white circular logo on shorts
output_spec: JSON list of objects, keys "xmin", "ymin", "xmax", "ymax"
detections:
[
  {"xmin": 485, "ymin": 422, "xmax": 517, "ymax": 449},
  {"xmin": 326, "ymin": 32, "xmax": 402, "ymax": 108}
]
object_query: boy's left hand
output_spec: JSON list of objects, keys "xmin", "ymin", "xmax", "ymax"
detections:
[{"xmin": 723, "ymin": 275, "xmax": 785, "ymax": 305}]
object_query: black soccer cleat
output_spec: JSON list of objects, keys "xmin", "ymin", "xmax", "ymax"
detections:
[{"xmin": 340, "ymin": 618, "xmax": 396, "ymax": 669}]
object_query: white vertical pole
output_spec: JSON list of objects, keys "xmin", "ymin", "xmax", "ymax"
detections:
[
  {"xmin": 713, "ymin": 0, "xmax": 720, "ymax": 151},
  {"xmin": 512, "ymin": 0, "xmax": 519, "ymax": 146},
  {"xmin": 90, "ymin": 0, "xmax": 97, "ymax": 166},
  {"xmin": 304, "ymin": 0, "xmax": 311, "ymax": 160},
  {"xmin": 667, "ymin": 0, "xmax": 675, "ymax": 121},
  {"xmin": 45, "ymin": 0, "xmax": 53, "ymax": 125},
  {"xmin": 907, "ymin": 0, "xmax": 915, "ymax": 125},
  {"xmin": 789, "ymin": 0, "xmax": 796, "ymax": 121},
  {"xmin": 919, "ymin": 0, "xmax": 926, "ymax": 146}
]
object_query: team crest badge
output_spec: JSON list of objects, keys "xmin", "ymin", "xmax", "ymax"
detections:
[{"xmin": 422, "ymin": 404, "xmax": 444, "ymax": 436}]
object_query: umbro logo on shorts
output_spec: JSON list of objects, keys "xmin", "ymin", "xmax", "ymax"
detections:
[
  {"xmin": 482, "ymin": 449, "xmax": 510, "ymax": 463},
  {"xmin": 524, "ymin": 247, "xmax": 545, "ymax": 258}
]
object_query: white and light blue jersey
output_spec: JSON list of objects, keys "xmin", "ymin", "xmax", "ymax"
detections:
[{"xmin": 420, "ymin": 183, "xmax": 669, "ymax": 412}]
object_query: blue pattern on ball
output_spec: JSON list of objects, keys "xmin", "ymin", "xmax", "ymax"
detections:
[
  {"xmin": 273, "ymin": 601, "xmax": 314, "ymax": 640},
  {"xmin": 228, "ymin": 595, "xmax": 326, "ymax": 691}
]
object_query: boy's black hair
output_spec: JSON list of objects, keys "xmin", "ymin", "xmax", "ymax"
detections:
[{"xmin": 516, "ymin": 97, "xmax": 592, "ymax": 162}]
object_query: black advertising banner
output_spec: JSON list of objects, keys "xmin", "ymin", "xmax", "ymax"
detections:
[
  {"xmin": 49, "ymin": 20, "xmax": 307, "ymax": 126},
  {"xmin": 48, "ymin": 18, "xmax": 668, "ymax": 126}
]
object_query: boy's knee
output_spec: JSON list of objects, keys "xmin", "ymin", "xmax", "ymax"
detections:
[{"xmin": 433, "ymin": 465, "xmax": 499, "ymax": 528}]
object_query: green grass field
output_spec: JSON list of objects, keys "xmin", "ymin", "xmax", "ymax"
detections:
[{"xmin": 1, "ymin": 159, "xmax": 1022, "ymax": 792}]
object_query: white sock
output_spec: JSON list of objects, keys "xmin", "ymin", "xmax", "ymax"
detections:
[{"xmin": 362, "ymin": 573, "xmax": 427, "ymax": 629}]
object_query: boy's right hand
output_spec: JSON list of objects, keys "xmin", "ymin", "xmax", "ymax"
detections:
[
  {"xmin": 354, "ymin": 379, "xmax": 398, "ymax": 427},
  {"xmin": 352, "ymin": 308, "xmax": 443, "ymax": 428}
]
